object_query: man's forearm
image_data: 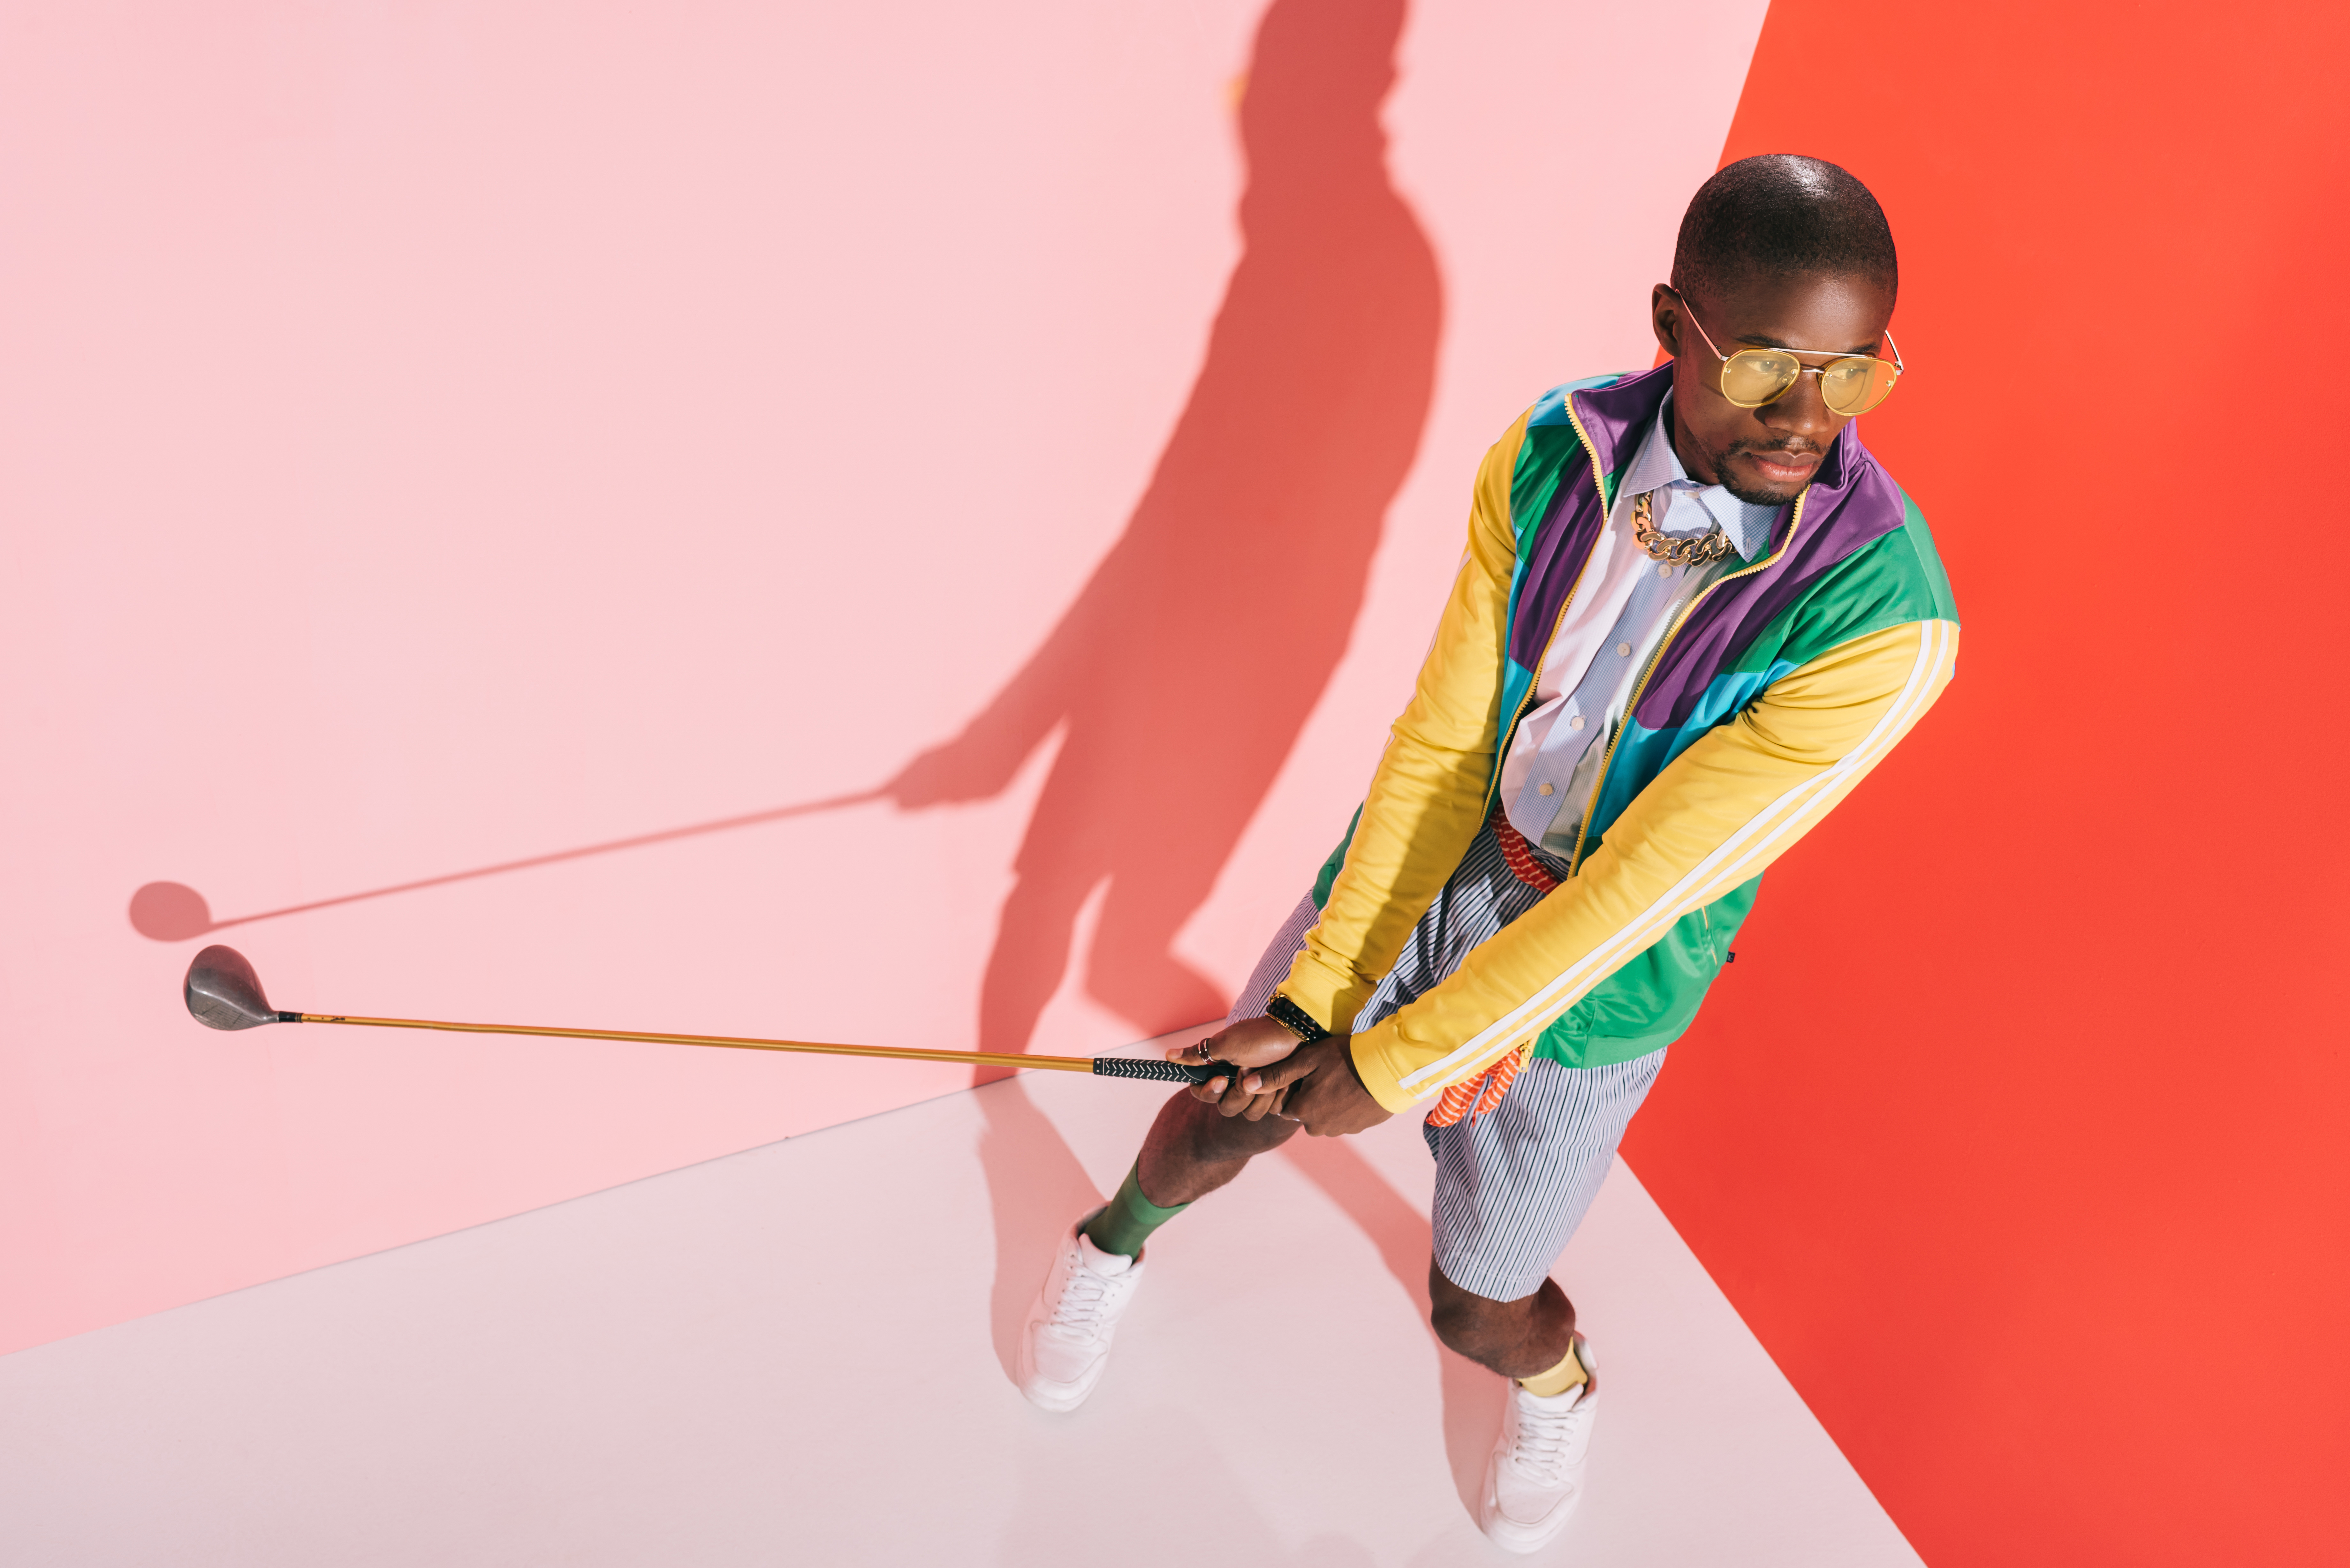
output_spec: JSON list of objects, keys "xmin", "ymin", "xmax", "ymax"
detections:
[{"xmin": 1282, "ymin": 414, "xmax": 1532, "ymax": 1030}]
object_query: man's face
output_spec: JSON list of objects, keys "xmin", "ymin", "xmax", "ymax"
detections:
[{"xmin": 1651, "ymin": 270, "xmax": 1897, "ymax": 508}]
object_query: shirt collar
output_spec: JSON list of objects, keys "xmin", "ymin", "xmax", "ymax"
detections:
[{"xmin": 1619, "ymin": 395, "xmax": 1778, "ymax": 562}]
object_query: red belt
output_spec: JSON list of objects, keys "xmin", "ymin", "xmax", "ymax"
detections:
[{"xmin": 1490, "ymin": 797, "xmax": 1563, "ymax": 893}]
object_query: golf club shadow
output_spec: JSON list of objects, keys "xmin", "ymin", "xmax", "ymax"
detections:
[{"xmin": 126, "ymin": 789, "xmax": 884, "ymax": 941}]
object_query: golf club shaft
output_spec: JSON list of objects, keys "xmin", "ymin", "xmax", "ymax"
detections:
[{"xmin": 286, "ymin": 1012, "xmax": 1099, "ymax": 1074}]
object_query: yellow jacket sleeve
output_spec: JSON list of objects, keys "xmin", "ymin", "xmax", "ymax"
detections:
[
  {"xmin": 1277, "ymin": 409, "xmax": 1533, "ymax": 1035},
  {"xmin": 1347, "ymin": 617, "xmax": 1960, "ymax": 1111}
]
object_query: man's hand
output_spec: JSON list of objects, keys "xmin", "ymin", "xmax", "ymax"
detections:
[
  {"xmin": 1168, "ymin": 1016, "xmax": 1307, "ymax": 1122},
  {"xmin": 883, "ymin": 740, "xmax": 997, "ymax": 809},
  {"xmin": 1250, "ymin": 1037, "xmax": 1393, "ymax": 1136},
  {"xmin": 1165, "ymin": 1017, "xmax": 1395, "ymax": 1134},
  {"xmin": 1172, "ymin": 1028, "xmax": 1393, "ymax": 1137}
]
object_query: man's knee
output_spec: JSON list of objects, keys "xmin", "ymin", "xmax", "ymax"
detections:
[
  {"xmin": 1427, "ymin": 1264, "xmax": 1503, "ymax": 1353},
  {"xmin": 1152, "ymin": 1086, "xmax": 1299, "ymax": 1165},
  {"xmin": 1426, "ymin": 1262, "xmax": 1570, "ymax": 1371},
  {"xmin": 1429, "ymin": 1289, "xmax": 1506, "ymax": 1362}
]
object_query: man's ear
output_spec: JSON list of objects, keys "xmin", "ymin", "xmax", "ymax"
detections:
[{"xmin": 1650, "ymin": 283, "xmax": 1683, "ymax": 359}]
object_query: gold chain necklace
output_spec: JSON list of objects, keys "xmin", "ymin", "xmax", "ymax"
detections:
[{"xmin": 1631, "ymin": 489, "xmax": 1733, "ymax": 567}]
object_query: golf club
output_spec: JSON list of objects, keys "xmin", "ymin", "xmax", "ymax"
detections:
[{"xmin": 182, "ymin": 945, "xmax": 1232, "ymax": 1086}]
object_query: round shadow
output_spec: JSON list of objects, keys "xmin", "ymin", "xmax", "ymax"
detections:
[{"xmin": 130, "ymin": 882, "xmax": 214, "ymax": 941}]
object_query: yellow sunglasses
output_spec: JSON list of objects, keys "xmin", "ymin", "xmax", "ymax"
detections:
[{"xmin": 1671, "ymin": 287, "xmax": 1905, "ymax": 417}]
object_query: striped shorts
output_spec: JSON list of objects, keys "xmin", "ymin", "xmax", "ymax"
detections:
[{"xmin": 1228, "ymin": 817, "xmax": 1667, "ymax": 1302}]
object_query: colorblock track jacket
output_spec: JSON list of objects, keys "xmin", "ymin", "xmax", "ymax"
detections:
[{"xmin": 1281, "ymin": 363, "xmax": 1960, "ymax": 1112}]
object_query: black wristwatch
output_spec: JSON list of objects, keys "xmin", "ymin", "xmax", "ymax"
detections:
[{"xmin": 1265, "ymin": 993, "xmax": 1331, "ymax": 1044}]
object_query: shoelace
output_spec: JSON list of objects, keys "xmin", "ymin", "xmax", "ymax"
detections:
[
  {"xmin": 1505, "ymin": 1395, "xmax": 1588, "ymax": 1484},
  {"xmin": 1045, "ymin": 1255, "xmax": 1119, "ymax": 1337}
]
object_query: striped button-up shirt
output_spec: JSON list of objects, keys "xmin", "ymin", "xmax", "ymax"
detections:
[{"xmin": 1499, "ymin": 398, "xmax": 1778, "ymax": 856}]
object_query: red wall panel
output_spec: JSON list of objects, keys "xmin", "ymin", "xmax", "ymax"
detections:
[{"xmin": 1621, "ymin": 3, "xmax": 2350, "ymax": 1562}]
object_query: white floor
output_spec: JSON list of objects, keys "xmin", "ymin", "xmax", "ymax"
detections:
[{"xmin": 0, "ymin": 1036, "xmax": 1922, "ymax": 1566}]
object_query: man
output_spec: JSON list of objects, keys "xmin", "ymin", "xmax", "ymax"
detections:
[{"xmin": 1017, "ymin": 154, "xmax": 1958, "ymax": 1554}]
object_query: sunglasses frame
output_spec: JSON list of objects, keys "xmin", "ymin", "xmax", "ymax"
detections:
[{"xmin": 1667, "ymin": 285, "xmax": 1905, "ymax": 417}]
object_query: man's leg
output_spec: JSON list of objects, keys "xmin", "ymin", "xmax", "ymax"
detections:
[
  {"xmin": 1421, "ymin": 1051, "xmax": 1667, "ymax": 1346},
  {"xmin": 1016, "ymin": 897, "xmax": 1317, "ymax": 1409},
  {"xmin": 1081, "ymin": 1080, "xmax": 1301, "ymax": 1257},
  {"xmin": 1419, "ymin": 1051, "xmax": 1665, "ymax": 1551},
  {"xmin": 1076, "ymin": 889, "xmax": 1324, "ymax": 1256},
  {"xmin": 1019, "ymin": 1067, "xmax": 1301, "ymax": 1407},
  {"xmin": 1427, "ymin": 1267, "xmax": 1580, "ymax": 1382},
  {"xmin": 1137, "ymin": 1081, "xmax": 1302, "ymax": 1203}
]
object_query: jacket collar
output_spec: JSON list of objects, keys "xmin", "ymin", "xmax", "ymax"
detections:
[{"xmin": 1567, "ymin": 362, "xmax": 1674, "ymax": 484}]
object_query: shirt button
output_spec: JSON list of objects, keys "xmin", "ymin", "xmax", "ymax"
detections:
[
  {"xmin": 1616, "ymin": 642, "xmax": 1632, "ymax": 657},
  {"xmin": 1537, "ymin": 782, "xmax": 1554, "ymax": 796},
  {"xmin": 1567, "ymin": 714, "xmax": 1586, "ymax": 730},
  {"xmin": 1656, "ymin": 563, "xmax": 1673, "ymax": 578}
]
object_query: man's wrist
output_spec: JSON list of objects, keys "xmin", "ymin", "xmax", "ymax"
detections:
[
  {"xmin": 1312, "ymin": 1034, "xmax": 1374, "ymax": 1109},
  {"xmin": 1336, "ymin": 1037, "xmax": 1372, "ymax": 1099},
  {"xmin": 1265, "ymin": 993, "xmax": 1331, "ymax": 1044},
  {"xmin": 1338, "ymin": 1020, "xmax": 1416, "ymax": 1115}
]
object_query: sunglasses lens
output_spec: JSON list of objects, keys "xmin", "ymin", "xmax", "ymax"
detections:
[
  {"xmin": 1718, "ymin": 350, "xmax": 1801, "ymax": 408},
  {"xmin": 1820, "ymin": 357, "xmax": 1899, "ymax": 417}
]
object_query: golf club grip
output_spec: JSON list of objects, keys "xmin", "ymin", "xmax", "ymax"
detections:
[{"xmin": 1092, "ymin": 1056, "xmax": 1242, "ymax": 1086}]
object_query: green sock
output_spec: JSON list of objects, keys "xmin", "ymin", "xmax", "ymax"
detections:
[{"xmin": 1081, "ymin": 1161, "xmax": 1189, "ymax": 1259}]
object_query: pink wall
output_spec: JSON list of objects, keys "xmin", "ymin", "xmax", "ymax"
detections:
[{"xmin": 0, "ymin": 1, "xmax": 1768, "ymax": 1354}]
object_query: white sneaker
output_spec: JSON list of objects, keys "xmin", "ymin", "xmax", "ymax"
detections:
[
  {"xmin": 1016, "ymin": 1210, "xmax": 1146, "ymax": 1412},
  {"xmin": 1478, "ymin": 1336, "xmax": 1599, "ymax": 1554}
]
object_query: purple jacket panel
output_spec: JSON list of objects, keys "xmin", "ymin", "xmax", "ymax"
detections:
[
  {"xmin": 1498, "ymin": 363, "xmax": 1672, "ymax": 674},
  {"xmin": 1632, "ymin": 426, "xmax": 1911, "ymax": 729}
]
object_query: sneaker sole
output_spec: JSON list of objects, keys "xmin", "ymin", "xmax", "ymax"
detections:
[
  {"xmin": 1477, "ymin": 1489, "xmax": 1581, "ymax": 1555},
  {"xmin": 1017, "ymin": 1372, "xmax": 1100, "ymax": 1413},
  {"xmin": 1015, "ymin": 1297, "xmax": 1110, "ymax": 1412}
]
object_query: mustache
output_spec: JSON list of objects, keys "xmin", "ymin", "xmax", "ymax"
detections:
[{"xmin": 1726, "ymin": 438, "xmax": 1826, "ymax": 458}]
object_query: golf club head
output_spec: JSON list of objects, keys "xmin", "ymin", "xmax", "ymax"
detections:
[{"xmin": 184, "ymin": 945, "xmax": 288, "ymax": 1030}]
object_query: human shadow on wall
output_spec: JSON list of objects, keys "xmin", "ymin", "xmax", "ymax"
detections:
[{"xmin": 881, "ymin": 0, "xmax": 1440, "ymax": 1374}]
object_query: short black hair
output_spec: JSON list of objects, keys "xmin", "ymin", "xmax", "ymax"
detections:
[{"xmin": 1672, "ymin": 154, "xmax": 1896, "ymax": 305}]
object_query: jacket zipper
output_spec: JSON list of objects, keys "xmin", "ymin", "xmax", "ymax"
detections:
[{"xmin": 1564, "ymin": 487, "xmax": 1811, "ymax": 876}]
